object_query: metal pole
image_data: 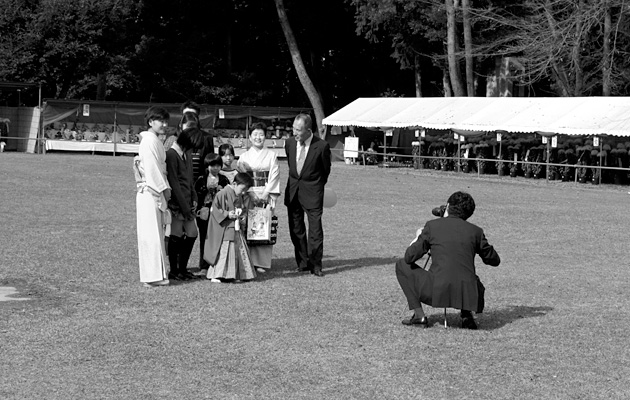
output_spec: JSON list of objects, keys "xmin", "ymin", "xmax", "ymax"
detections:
[
  {"xmin": 546, "ymin": 139, "xmax": 551, "ymax": 181},
  {"xmin": 457, "ymin": 135, "xmax": 461, "ymax": 172},
  {"xmin": 38, "ymin": 85, "xmax": 43, "ymax": 154},
  {"xmin": 113, "ymin": 104, "xmax": 117, "ymax": 157},
  {"xmin": 383, "ymin": 130, "xmax": 387, "ymax": 162},
  {"xmin": 599, "ymin": 137, "xmax": 603, "ymax": 185}
]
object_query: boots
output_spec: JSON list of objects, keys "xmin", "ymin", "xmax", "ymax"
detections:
[
  {"xmin": 178, "ymin": 236, "xmax": 198, "ymax": 279},
  {"xmin": 167, "ymin": 235, "xmax": 182, "ymax": 280}
]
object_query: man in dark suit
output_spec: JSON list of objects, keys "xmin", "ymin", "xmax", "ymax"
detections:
[
  {"xmin": 284, "ymin": 114, "xmax": 332, "ymax": 277},
  {"xmin": 395, "ymin": 191, "xmax": 501, "ymax": 329}
]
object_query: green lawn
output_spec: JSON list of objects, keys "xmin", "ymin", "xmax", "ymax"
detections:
[{"xmin": 1, "ymin": 152, "xmax": 629, "ymax": 399}]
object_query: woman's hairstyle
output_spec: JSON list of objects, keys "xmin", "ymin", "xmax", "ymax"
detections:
[
  {"xmin": 447, "ymin": 191, "xmax": 476, "ymax": 220},
  {"xmin": 250, "ymin": 122, "xmax": 267, "ymax": 134},
  {"xmin": 144, "ymin": 106, "xmax": 170, "ymax": 127},
  {"xmin": 233, "ymin": 172, "xmax": 254, "ymax": 188},
  {"xmin": 178, "ymin": 111, "xmax": 200, "ymax": 133},
  {"xmin": 218, "ymin": 143, "xmax": 235, "ymax": 157},
  {"xmin": 176, "ymin": 127, "xmax": 204, "ymax": 151},
  {"xmin": 204, "ymin": 153, "xmax": 223, "ymax": 168}
]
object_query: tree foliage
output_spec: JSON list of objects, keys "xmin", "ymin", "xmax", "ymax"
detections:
[{"xmin": 1, "ymin": 0, "xmax": 629, "ymax": 110}]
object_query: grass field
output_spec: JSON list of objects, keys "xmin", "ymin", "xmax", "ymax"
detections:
[{"xmin": 1, "ymin": 152, "xmax": 629, "ymax": 399}]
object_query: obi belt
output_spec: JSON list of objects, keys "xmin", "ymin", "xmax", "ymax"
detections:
[{"xmin": 247, "ymin": 171, "xmax": 269, "ymax": 187}]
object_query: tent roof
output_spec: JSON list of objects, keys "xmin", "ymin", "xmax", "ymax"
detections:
[
  {"xmin": 322, "ymin": 97, "xmax": 630, "ymax": 137},
  {"xmin": 42, "ymin": 99, "xmax": 310, "ymax": 128}
]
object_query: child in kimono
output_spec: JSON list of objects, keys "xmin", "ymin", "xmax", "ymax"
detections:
[
  {"xmin": 194, "ymin": 153, "xmax": 230, "ymax": 276},
  {"xmin": 204, "ymin": 172, "xmax": 256, "ymax": 282}
]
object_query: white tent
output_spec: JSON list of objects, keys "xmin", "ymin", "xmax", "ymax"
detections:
[{"xmin": 322, "ymin": 97, "xmax": 630, "ymax": 137}]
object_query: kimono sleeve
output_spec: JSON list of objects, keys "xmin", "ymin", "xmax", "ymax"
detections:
[{"xmin": 140, "ymin": 137, "xmax": 169, "ymax": 193}]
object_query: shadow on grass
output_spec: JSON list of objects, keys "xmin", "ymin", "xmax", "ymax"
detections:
[
  {"xmin": 255, "ymin": 255, "xmax": 399, "ymax": 281},
  {"xmin": 423, "ymin": 305, "xmax": 553, "ymax": 331}
]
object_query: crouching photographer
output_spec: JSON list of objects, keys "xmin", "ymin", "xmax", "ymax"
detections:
[{"xmin": 395, "ymin": 191, "xmax": 501, "ymax": 329}]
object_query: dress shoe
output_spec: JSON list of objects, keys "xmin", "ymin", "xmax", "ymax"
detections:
[
  {"xmin": 143, "ymin": 279, "xmax": 170, "ymax": 288},
  {"xmin": 182, "ymin": 271, "xmax": 198, "ymax": 280},
  {"xmin": 402, "ymin": 314, "xmax": 428, "ymax": 327},
  {"xmin": 296, "ymin": 267, "xmax": 311, "ymax": 273},
  {"xmin": 461, "ymin": 317, "xmax": 478, "ymax": 330},
  {"xmin": 311, "ymin": 269, "xmax": 325, "ymax": 277}
]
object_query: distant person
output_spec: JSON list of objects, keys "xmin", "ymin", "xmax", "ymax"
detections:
[
  {"xmin": 218, "ymin": 143, "xmax": 238, "ymax": 183},
  {"xmin": 177, "ymin": 101, "xmax": 217, "ymax": 274},
  {"xmin": 284, "ymin": 114, "xmax": 331, "ymax": 277},
  {"xmin": 204, "ymin": 172, "xmax": 256, "ymax": 282},
  {"xmin": 395, "ymin": 191, "xmax": 501, "ymax": 329},
  {"xmin": 165, "ymin": 111, "xmax": 198, "ymax": 150},
  {"xmin": 133, "ymin": 106, "xmax": 172, "ymax": 287},
  {"xmin": 237, "ymin": 122, "xmax": 281, "ymax": 273}
]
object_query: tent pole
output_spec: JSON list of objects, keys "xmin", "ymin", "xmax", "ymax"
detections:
[
  {"xmin": 546, "ymin": 139, "xmax": 551, "ymax": 181},
  {"xmin": 383, "ymin": 130, "xmax": 387, "ymax": 163},
  {"xmin": 113, "ymin": 104, "xmax": 117, "ymax": 157},
  {"xmin": 457, "ymin": 134, "xmax": 461, "ymax": 172},
  {"xmin": 599, "ymin": 137, "xmax": 603, "ymax": 185},
  {"xmin": 38, "ymin": 84, "xmax": 42, "ymax": 154}
]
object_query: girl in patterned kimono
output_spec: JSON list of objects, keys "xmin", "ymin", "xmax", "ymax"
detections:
[
  {"xmin": 134, "ymin": 106, "xmax": 172, "ymax": 287},
  {"xmin": 204, "ymin": 172, "xmax": 256, "ymax": 282}
]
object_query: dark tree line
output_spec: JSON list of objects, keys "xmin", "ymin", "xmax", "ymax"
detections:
[
  {"xmin": 0, "ymin": 0, "xmax": 412, "ymax": 115},
  {"xmin": 1, "ymin": 0, "xmax": 629, "ymax": 114}
]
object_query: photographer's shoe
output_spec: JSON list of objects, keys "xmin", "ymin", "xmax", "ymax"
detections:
[
  {"xmin": 461, "ymin": 316, "xmax": 478, "ymax": 330},
  {"xmin": 402, "ymin": 314, "xmax": 428, "ymax": 327}
]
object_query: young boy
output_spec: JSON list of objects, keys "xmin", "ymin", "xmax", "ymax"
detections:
[
  {"xmin": 204, "ymin": 172, "xmax": 256, "ymax": 282},
  {"xmin": 194, "ymin": 153, "xmax": 230, "ymax": 276}
]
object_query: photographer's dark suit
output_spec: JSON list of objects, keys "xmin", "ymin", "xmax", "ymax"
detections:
[
  {"xmin": 284, "ymin": 135, "xmax": 331, "ymax": 274},
  {"xmin": 396, "ymin": 215, "xmax": 500, "ymax": 312}
]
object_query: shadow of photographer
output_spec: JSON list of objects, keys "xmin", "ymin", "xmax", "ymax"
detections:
[{"xmin": 476, "ymin": 305, "xmax": 553, "ymax": 330}]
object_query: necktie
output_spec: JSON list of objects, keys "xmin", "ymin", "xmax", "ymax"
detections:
[{"xmin": 296, "ymin": 141, "xmax": 306, "ymax": 175}]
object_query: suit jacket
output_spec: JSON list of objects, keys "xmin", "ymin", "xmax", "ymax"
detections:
[
  {"xmin": 284, "ymin": 135, "xmax": 331, "ymax": 209},
  {"xmin": 404, "ymin": 215, "xmax": 500, "ymax": 310}
]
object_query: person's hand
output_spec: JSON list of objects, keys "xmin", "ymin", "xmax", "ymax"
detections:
[
  {"xmin": 163, "ymin": 188, "xmax": 171, "ymax": 201},
  {"xmin": 259, "ymin": 192, "xmax": 269, "ymax": 202}
]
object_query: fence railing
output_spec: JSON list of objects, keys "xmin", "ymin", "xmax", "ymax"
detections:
[{"xmin": 337, "ymin": 148, "xmax": 630, "ymax": 186}]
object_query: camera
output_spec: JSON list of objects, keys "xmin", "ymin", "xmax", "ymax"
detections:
[{"xmin": 432, "ymin": 205, "xmax": 447, "ymax": 218}]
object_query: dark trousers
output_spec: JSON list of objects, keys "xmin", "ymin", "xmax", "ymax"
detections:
[
  {"xmin": 395, "ymin": 259, "xmax": 434, "ymax": 310},
  {"xmin": 197, "ymin": 216, "xmax": 209, "ymax": 269},
  {"xmin": 287, "ymin": 196, "xmax": 324, "ymax": 272}
]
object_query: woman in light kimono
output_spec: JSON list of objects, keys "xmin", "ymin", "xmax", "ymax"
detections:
[
  {"xmin": 236, "ymin": 122, "xmax": 280, "ymax": 273},
  {"xmin": 134, "ymin": 106, "xmax": 172, "ymax": 287}
]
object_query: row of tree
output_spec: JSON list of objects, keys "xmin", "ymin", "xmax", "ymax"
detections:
[{"xmin": 1, "ymin": 0, "xmax": 630, "ymax": 134}]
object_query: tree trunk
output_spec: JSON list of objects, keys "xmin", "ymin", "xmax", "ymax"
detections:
[
  {"xmin": 443, "ymin": 70, "xmax": 453, "ymax": 97},
  {"xmin": 274, "ymin": 0, "xmax": 326, "ymax": 138},
  {"xmin": 96, "ymin": 73, "xmax": 106, "ymax": 101},
  {"xmin": 571, "ymin": 0, "xmax": 585, "ymax": 96},
  {"xmin": 544, "ymin": 0, "xmax": 570, "ymax": 96},
  {"xmin": 446, "ymin": 0, "xmax": 465, "ymax": 96},
  {"xmin": 462, "ymin": 0, "xmax": 474, "ymax": 97},
  {"xmin": 414, "ymin": 54, "xmax": 422, "ymax": 97},
  {"xmin": 603, "ymin": 1, "xmax": 612, "ymax": 96}
]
